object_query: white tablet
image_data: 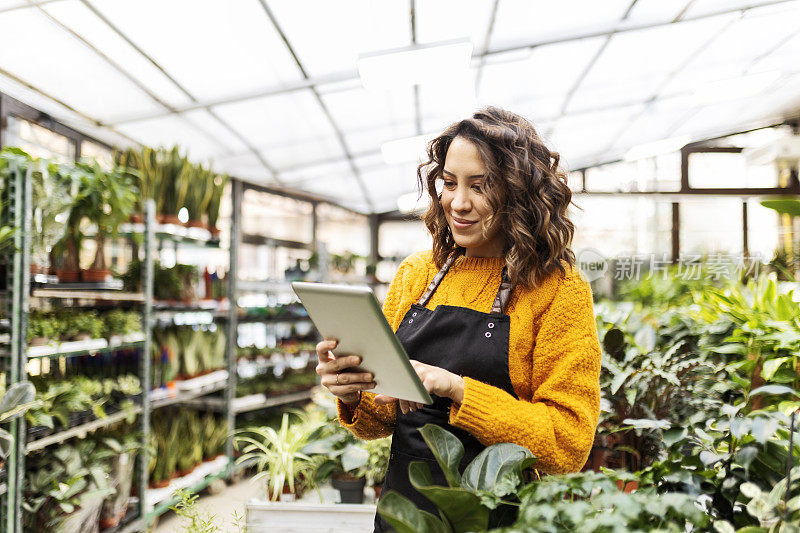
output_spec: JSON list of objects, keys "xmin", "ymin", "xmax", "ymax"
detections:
[{"xmin": 291, "ymin": 281, "xmax": 433, "ymax": 405}]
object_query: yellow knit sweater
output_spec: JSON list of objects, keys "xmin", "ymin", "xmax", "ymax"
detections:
[{"xmin": 336, "ymin": 250, "xmax": 601, "ymax": 475}]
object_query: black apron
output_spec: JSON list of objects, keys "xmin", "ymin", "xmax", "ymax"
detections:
[{"xmin": 374, "ymin": 253, "xmax": 518, "ymax": 532}]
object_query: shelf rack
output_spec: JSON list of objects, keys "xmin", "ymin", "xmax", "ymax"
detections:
[{"xmin": 1, "ymin": 173, "xmax": 333, "ymax": 531}]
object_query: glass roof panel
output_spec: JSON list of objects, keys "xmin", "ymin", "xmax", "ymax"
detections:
[
  {"xmin": 41, "ymin": 0, "xmax": 192, "ymax": 112},
  {"xmin": 212, "ymin": 89, "xmax": 341, "ymax": 156},
  {"xmin": 344, "ymin": 122, "xmax": 418, "ymax": 155},
  {"xmin": 181, "ymin": 109, "xmax": 249, "ymax": 156},
  {"xmin": 490, "ymin": 0, "xmax": 632, "ymax": 50},
  {"xmin": 478, "ymin": 37, "xmax": 604, "ymax": 119},
  {"xmin": 567, "ymin": 14, "xmax": 735, "ymax": 113},
  {"xmin": 684, "ymin": 0, "xmax": 800, "ymax": 18},
  {"xmin": 0, "ymin": 7, "xmax": 160, "ymax": 121},
  {"xmin": 89, "ymin": 0, "xmax": 303, "ymax": 101},
  {"xmin": 415, "ymin": 0, "xmax": 495, "ymax": 54},
  {"xmin": 260, "ymin": 136, "xmax": 345, "ymax": 171},
  {"xmin": 548, "ymin": 105, "xmax": 644, "ymax": 168},
  {"xmin": 267, "ymin": 0, "xmax": 409, "ymax": 78},
  {"xmin": 215, "ymin": 153, "xmax": 274, "ymax": 183},
  {"xmin": 0, "ymin": 1, "xmax": 27, "ymax": 10},
  {"xmin": 278, "ymin": 160, "xmax": 352, "ymax": 186},
  {"xmin": 321, "ymin": 86, "xmax": 416, "ymax": 135},
  {"xmin": 116, "ymin": 114, "xmax": 231, "ymax": 161},
  {"xmin": 622, "ymin": 0, "xmax": 689, "ymax": 25}
]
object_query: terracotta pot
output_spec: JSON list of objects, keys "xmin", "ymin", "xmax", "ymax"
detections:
[
  {"xmin": 99, "ymin": 515, "xmax": 121, "ymax": 528},
  {"xmin": 150, "ymin": 479, "xmax": 170, "ymax": 488},
  {"xmin": 81, "ymin": 268, "xmax": 112, "ymax": 282},
  {"xmin": 209, "ymin": 226, "xmax": 220, "ymax": 238},
  {"xmin": 373, "ymin": 485, "xmax": 382, "ymax": 499},
  {"xmin": 156, "ymin": 214, "xmax": 167, "ymax": 224},
  {"xmin": 55, "ymin": 269, "xmax": 80, "ymax": 283},
  {"xmin": 615, "ymin": 479, "xmax": 639, "ymax": 493},
  {"xmin": 162, "ymin": 214, "xmax": 181, "ymax": 225},
  {"xmin": 29, "ymin": 337, "xmax": 50, "ymax": 347},
  {"xmin": 129, "ymin": 213, "xmax": 144, "ymax": 224},
  {"xmin": 30, "ymin": 263, "xmax": 45, "ymax": 275},
  {"xmin": 187, "ymin": 219, "xmax": 205, "ymax": 228}
]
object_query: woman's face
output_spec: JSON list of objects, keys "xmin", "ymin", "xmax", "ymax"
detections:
[{"xmin": 440, "ymin": 136, "xmax": 504, "ymax": 258}]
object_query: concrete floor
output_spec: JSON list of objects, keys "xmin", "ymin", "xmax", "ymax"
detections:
[{"xmin": 152, "ymin": 475, "xmax": 264, "ymax": 533}]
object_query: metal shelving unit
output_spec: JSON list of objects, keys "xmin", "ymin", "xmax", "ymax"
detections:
[{"xmin": 0, "ymin": 159, "xmax": 157, "ymax": 532}]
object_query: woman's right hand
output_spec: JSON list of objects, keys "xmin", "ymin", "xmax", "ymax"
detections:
[{"xmin": 316, "ymin": 338, "xmax": 376, "ymax": 406}]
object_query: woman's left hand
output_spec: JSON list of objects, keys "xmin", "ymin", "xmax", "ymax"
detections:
[{"xmin": 373, "ymin": 360, "xmax": 465, "ymax": 414}]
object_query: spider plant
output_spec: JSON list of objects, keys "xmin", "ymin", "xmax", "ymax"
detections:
[{"xmin": 234, "ymin": 411, "xmax": 324, "ymax": 501}]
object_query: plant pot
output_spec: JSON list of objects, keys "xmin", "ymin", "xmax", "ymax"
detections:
[
  {"xmin": 26, "ymin": 425, "xmax": 52, "ymax": 443},
  {"xmin": 150, "ymin": 479, "xmax": 170, "ymax": 489},
  {"xmin": 129, "ymin": 213, "xmax": 144, "ymax": 224},
  {"xmin": 274, "ymin": 482, "xmax": 297, "ymax": 502},
  {"xmin": 99, "ymin": 514, "xmax": 121, "ymax": 529},
  {"xmin": 81, "ymin": 268, "xmax": 112, "ymax": 282},
  {"xmin": 73, "ymin": 332, "xmax": 93, "ymax": 342},
  {"xmin": 56, "ymin": 269, "xmax": 81, "ymax": 283},
  {"xmin": 209, "ymin": 226, "xmax": 220, "ymax": 239},
  {"xmin": 615, "ymin": 479, "xmax": 639, "ymax": 493},
  {"xmin": 29, "ymin": 337, "xmax": 50, "ymax": 346},
  {"xmin": 187, "ymin": 219, "xmax": 205, "ymax": 228},
  {"xmin": 332, "ymin": 476, "xmax": 366, "ymax": 504},
  {"xmin": 162, "ymin": 214, "xmax": 181, "ymax": 226},
  {"xmin": 373, "ymin": 484, "xmax": 383, "ymax": 499}
]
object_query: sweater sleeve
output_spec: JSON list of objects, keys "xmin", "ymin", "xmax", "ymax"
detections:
[
  {"xmin": 334, "ymin": 256, "xmax": 414, "ymax": 439},
  {"xmin": 448, "ymin": 266, "xmax": 601, "ymax": 474}
]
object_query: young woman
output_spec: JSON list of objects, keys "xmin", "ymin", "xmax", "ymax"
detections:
[{"xmin": 315, "ymin": 106, "xmax": 601, "ymax": 531}]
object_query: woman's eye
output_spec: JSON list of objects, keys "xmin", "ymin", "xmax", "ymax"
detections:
[
  {"xmin": 443, "ymin": 181, "xmax": 456, "ymax": 188},
  {"xmin": 472, "ymin": 184, "xmax": 483, "ymax": 192}
]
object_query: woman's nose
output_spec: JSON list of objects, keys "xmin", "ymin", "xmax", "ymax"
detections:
[{"xmin": 451, "ymin": 186, "xmax": 471, "ymax": 210}]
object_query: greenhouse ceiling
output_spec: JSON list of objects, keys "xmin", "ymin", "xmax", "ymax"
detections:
[{"xmin": 0, "ymin": 0, "xmax": 799, "ymax": 214}]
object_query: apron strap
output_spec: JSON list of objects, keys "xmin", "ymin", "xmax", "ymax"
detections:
[
  {"xmin": 490, "ymin": 266, "xmax": 514, "ymax": 315},
  {"xmin": 417, "ymin": 253, "xmax": 457, "ymax": 307},
  {"xmin": 418, "ymin": 254, "xmax": 515, "ymax": 315}
]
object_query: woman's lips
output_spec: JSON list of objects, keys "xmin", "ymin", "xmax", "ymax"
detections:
[{"xmin": 452, "ymin": 217, "xmax": 477, "ymax": 229}]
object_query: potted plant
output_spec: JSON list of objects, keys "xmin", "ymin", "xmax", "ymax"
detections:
[
  {"xmin": 302, "ymin": 420, "xmax": 370, "ymax": 504},
  {"xmin": 65, "ymin": 311, "xmax": 104, "ymax": 341},
  {"xmin": 69, "ymin": 161, "xmax": 135, "ymax": 282},
  {"xmin": 206, "ymin": 173, "xmax": 228, "ymax": 238},
  {"xmin": 234, "ymin": 411, "xmax": 324, "ymax": 502},
  {"xmin": 27, "ymin": 311, "xmax": 57, "ymax": 346},
  {"xmin": 23, "ymin": 441, "xmax": 115, "ymax": 532},
  {"xmin": 97, "ymin": 435, "xmax": 141, "ymax": 528},
  {"xmin": 361, "ymin": 437, "xmax": 391, "ymax": 499},
  {"xmin": 183, "ymin": 162, "xmax": 215, "ymax": 229}
]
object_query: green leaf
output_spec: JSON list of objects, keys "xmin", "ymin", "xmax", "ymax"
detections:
[
  {"xmin": 408, "ymin": 461, "xmax": 489, "ymax": 533},
  {"xmin": 0, "ymin": 428, "xmax": 12, "ymax": 460},
  {"xmin": 761, "ymin": 198, "xmax": 800, "ymax": 217},
  {"xmin": 751, "ymin": 417, "xmax": 779, "ymax": 445},
  {"xmin": 341, "ymin": 444, "xmax": 370, "ymax": 473},
  {"xmin": 377, "ymin": 490, "xmax": 448, "ymax": 533},
  {"xmin": 461, "ymin": 442, "xmax": 533, "ymax": 492},
  {"xmin": 748, "ymin": 385, "xmax": 799, "ymax": 399},
  {"xmin": 730, "ymin": 418, "xmax": 751, "ymax": 440},
  {"xmin": 0, "ymin": 381, "xmax": 36, "ymax": 422},
  {"xmin": 713, "ymin": 344, "xmax": 747, "ymax": 355},
  {"xmin": 418, "ymin": 424, "xmax": 464, "ymax": 488},
  {"xmin": 662, "ymin": 427, "xmax": 687, "ymax": 447},
  {"xmin": 762, "ymin": 357, "xmax": 791, "ymax": 381}
]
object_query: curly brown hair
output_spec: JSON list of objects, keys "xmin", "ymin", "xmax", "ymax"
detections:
[{"xmin": 416, "ymin": 106, "xmax": 577, "ymax": 289}]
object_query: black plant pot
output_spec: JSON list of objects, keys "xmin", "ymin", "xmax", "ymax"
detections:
[
  {"xmin": 26, "ymin": 425, "xmax": 52, "ymax": 443},
  {"xmin": 332, "ymin": 476, "xmax": 366, "ymax": 504}
]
